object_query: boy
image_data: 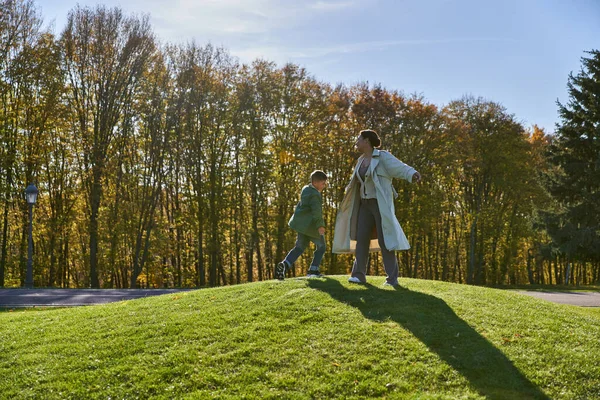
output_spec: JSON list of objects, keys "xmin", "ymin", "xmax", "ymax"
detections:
[{"xmin": 275, "ymin": 170, "xmax": 328, "ymax": 280}]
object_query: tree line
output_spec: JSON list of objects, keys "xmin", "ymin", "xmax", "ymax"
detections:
[{"xmin": 1, "ymin": 0, "xmax": 598, "ymax": 288}]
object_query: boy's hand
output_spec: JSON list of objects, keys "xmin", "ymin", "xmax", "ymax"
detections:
[{"xmin": 318, "ymin": 227, "xmax": 325, "ymax": 236}]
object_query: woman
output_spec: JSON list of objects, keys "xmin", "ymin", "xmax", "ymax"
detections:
[{"xmin": 332, "ymin": 129, "xmax": 421, "ymax": 286}]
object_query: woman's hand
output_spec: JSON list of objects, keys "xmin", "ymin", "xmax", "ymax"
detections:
[
  {"xmin": 412, "ymin": 171, "xmax": 422, "ymax": 183},
  {"xmin": 318, "ymin": 227, "xmax": 325, "ymax": 236}
]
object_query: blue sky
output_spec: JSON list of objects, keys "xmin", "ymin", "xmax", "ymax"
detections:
[{"xmin": 36, "ymin": 0, "xmax": 600, "ymax": 134}]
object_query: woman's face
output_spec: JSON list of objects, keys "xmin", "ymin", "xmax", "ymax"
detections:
[{"xmin": 354, "ymin": 135, "xmax": 371, "ymax": 153}]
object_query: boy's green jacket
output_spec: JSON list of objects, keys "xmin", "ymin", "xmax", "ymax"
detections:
[{"xmin": 289, "ymin": 184, "xmax": 325, "ymax": 239}]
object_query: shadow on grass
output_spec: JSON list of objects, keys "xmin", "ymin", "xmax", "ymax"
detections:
[{"xmin": 308, "ymin": 278, "xmax": 549, "ymax": 400}]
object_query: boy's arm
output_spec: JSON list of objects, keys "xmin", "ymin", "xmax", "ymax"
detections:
[{"xmin": 308, "ymin": 191, "xmax": 325, "ymax": 231}]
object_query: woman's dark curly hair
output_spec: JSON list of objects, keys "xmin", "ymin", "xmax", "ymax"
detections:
[{"xmin": 360, "ymin": 129, "xmax": 381, "ymax": 148}]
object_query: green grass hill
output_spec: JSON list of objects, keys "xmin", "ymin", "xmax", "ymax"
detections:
[{"xmin": 1, "ymin": 277, "xmax": 599, "ymax": 399}]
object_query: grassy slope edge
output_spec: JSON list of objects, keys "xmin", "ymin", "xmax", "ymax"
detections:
[{"xmin": 0, "ymin": 277, "xmax": 598, "ymax": 399}]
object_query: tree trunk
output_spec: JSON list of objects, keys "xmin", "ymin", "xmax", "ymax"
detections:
[
  {"xmin": 62, "ymin": 234, "xmax": 70, "ymax": 287},
  {"xmin": 48, "ymin": 228, "xmax": 57, "ymax": 287},
  {"xmin": 441, "ymin": 214, "xmax": 450, "ymax": 281},
  {"xmin": 246, "ymin": 247, "xmax": 254, "ymax": 283},
  {"xmin": 526, "ymin": 249, "xmax": 535, "ymax": 285},
  {"xmin": 107, "ymin": 159, "xmax": 124, "ymax": 288},
  {"xmin": 0, "ymin": 200, "xmax": 9, "ymax": 287},
  {"xmin": 475, "ymin": 222, "xmax": 485, "ymax": 285},
  {"xmin": 209, "ymin": 166, "xmax": 218, "ymax": 287},
  {"xmin": 412, "ymin": 235, "xmax": 421, "ymax": 279},
  {"xmin": 198, "ymin": 223, "xmax": 205, "ymax": 287},
  {"xmin": 89, "ymin": 174, "xmax": 102, "ymax": 288},
  {"xmin": 467, "ymin": 215, "xmax": 477, "ymax": 284}
]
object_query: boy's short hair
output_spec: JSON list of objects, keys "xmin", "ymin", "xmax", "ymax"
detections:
[{"xmin": 310, "ymin": 170, "xmax": 328, "ymax": 183}]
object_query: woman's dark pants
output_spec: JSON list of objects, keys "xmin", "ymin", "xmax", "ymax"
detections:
[{"xmin": 351, "ymin": 198, "xmax": 399, "ymax": 285}]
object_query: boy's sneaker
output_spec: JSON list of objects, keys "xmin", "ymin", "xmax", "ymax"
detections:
[
  {"xmin": 307, "ymin": 267, "xmax": 322, "ymax": 278},
  {"xmin": 275, "ymin": 262, "xmax": 286, "ymax": 280}
]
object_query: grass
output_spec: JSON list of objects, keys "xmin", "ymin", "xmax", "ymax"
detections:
[{"xmin": 0, "ymin": 277, "xmax": 599, "ymax": 399}]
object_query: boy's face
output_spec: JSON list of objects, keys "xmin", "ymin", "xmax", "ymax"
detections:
[{"xmin": 313, "ymin": 180, "xmax": 327, "ymax": 192}]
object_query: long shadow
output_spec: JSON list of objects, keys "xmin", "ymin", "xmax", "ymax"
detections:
[{"xmin": 308, "ymin": 278, "xmax": 549, "ymax": 400}]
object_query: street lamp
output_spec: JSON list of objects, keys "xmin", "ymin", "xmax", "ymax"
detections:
[{"xmin": 25, "ymin": 183, "xmax": 38, "ymax": 288}]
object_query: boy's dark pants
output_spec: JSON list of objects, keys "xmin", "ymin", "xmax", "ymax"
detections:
[{"xmin": 284, "ymin": 233, "xmax": 326, "ymax": 269}]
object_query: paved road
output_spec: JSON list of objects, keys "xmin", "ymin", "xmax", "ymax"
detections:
[
  {"xmin": 0, "ymin": 288, "xmax": 191, "ymax": 308},
  {"xmin": 2, "ymin": 288, "xmax": 598, "ymax": 308},
  {"xmin": 519, "ymin": 291, "xmax": 600, "ymax": 307}
]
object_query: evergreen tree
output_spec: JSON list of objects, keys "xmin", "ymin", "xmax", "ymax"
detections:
[{"xmin": 546, "ymin": 50, "xmax": 600, "ymax": 264}]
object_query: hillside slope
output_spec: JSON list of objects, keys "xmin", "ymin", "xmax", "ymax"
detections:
[{"xmin": 1, "ymin": 277, "xmax": 598, "ymax": 399}]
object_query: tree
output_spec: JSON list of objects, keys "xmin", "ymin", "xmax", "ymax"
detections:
[
  {"xmin": 61, "ymin": 5, "xmax": 155, "ymax": 287},
  {"xmin": 0, "ymin": 0, "xmax": 44, "ymax": 286},
  {"xmin": 318, "ymin": 83, "xmax": 355, "ymax": 275},
  {"xmin": 124, "ymin": 50, "xmax": 173, "ymax": 288},
  {"xmin": 14, "ymin": 31, "xmax": 65, "ymax": 286},
  {"xmin": 545, "ymin": 49, "xmax": 600, "ymax": 277},
  {"xmin": 233, "ymin": 60, "xmax": 275, "ymax": 282},
  {"xmin": 444, "ymin": 97, "xmax": 537, "ymax": 284}
]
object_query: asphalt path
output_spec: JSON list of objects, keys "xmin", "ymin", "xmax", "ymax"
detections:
[
  {"xmin": 2, "ymin": 288, "xmax": 599, "ymax": 308},
  {"xmin": 0, "ymin": 288, "xmax": 191, "ymax": 308},
  {"xmin": 518, "ymin": 291, "xmax": 600, "ymax": 307}
]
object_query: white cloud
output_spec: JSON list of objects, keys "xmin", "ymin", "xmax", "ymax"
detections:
[
  {"xmin": 142, "ymin": 0, "xmax": 312, "ymax": 36},
  {"xmin": 310, "ymin": 1, "xmax": 358, "ymax": 11},
  {"xmin": 231, "ymin": 37, "xmax": 515, "ymax": 64},
  {"xmin": 39, "ymin": 0, "xmax": 372, "ymax": 41},
  {"xmin": 127, "ymin": 0, "xmax": 370, "ymax": 37}
]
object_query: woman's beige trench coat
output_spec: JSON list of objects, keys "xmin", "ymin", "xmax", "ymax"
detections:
[{"xmin": 332, "ymin": 149, "xmax": 416, "ymax": 253}]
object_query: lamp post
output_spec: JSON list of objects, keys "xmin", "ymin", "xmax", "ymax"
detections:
[{"xmin": 25, "ymin": 184, "xmax": 38, "ymax": 289}]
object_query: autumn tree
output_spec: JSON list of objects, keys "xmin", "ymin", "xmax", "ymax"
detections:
[
  {"xmin": 0, "ymin": 0, "xmax": 45, "ymax": 286},
  {"xmin": 61, "ymin": 5, "xmax": 155, "ymax": 287}
]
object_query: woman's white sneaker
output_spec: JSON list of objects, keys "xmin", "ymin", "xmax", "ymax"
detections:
[{"xmin": 348, "ymin": 276, "xmax": 362, "ymax": 283}]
